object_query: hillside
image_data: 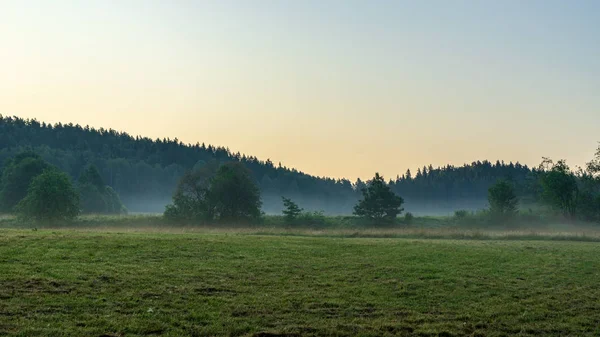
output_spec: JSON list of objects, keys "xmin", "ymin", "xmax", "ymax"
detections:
[{"xmin": 0, "ymin": 115, "xmax": 536, "ymax": 214}]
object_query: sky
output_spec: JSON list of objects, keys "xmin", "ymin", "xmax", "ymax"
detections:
[{"xmin": 1, "ymin": 0, "xmax": 599, "ymax": 180}]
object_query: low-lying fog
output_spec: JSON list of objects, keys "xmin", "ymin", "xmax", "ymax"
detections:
[{"xmin": 121, "ymin": 195, "xmax": 489, "ymax": 217}]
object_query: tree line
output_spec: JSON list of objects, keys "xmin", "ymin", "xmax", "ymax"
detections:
[
  {"xmin": 1, "ymin": 144, "xmax": 599, "ymax": 224},
  {"xmin": 1, "ymin": 115, "xmax": 548, "ymax": 213},
  {"xmin": 164, "ymin": 145, "xmax": 600, "ymax": 225}
]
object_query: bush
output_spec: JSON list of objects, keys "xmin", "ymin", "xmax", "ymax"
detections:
[
  {"xmin": 16, "ymin": 170, "xmax": 80, "ymax": 222},
  {"xmin": 298, "ymin": 211, "xmax": 327, "ymax": 228},
  {"xmin": 454, "ymin": 210, "xmax": 469, "ymax": 219},
  {"xmin": 452, "ymin": 210, "xmax": 492, "ymax": 227},
  {"xmin": 164, "ymin": 191, "xmax": 210, "ymax": 224},
  {"xmin": 404, "ymin": 212, "xmax": 414, "ymax": 224}
]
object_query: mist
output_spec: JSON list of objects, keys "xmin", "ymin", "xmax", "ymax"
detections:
[{"xmin": 120, "ymin": 192, "xmax": 490, "ymax": 217}]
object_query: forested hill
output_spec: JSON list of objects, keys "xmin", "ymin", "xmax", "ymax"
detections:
[{"xmin": 0, "ymin": 115, "xmax": 536, "ymax": 214}]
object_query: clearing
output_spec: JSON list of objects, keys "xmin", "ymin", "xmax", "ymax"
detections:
[{"xmin": 1, "ymin": 228, "xmax": 599, "ymax": 336}]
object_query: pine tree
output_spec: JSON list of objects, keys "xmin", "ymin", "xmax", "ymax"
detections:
[
  {"xmin": 353, "ymin": 173, "xmax": 404, "ymax": 223},
  {"xmin": 281, "ymin": 196, "xmax": 303, "ymax": 222}
]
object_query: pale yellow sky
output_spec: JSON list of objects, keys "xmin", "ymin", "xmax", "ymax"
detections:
[{"xmin": 1, "ymin": 1, "xmax": 599, "ymax": 180}]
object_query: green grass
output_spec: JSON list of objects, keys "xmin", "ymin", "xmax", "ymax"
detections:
[
  {"xmin": 1, "ymin": 228, "xmax": 600, "ymax": 336},
  {"xmin": 1, "ymin": 210, "xmax": 594, "ymax": 230}
]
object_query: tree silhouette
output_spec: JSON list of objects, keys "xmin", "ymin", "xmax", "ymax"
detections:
[
  {"xmin": 488, "ymin": 180, "xmax": 519, "ymax": 219},
  {"xmin": 354, "ymin": 173, "xmax": 404, "ymax": 223},
  {"xmin": 16, "ymin": 170, "xmax": 80, "ymax": 222},
  {"xmin": 282, "ymin": 196, "xmax": 303, "ymax": 222}
]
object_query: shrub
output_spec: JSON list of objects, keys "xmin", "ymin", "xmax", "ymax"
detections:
[
  {"xmin": 404, "ymin": 212, "xmax": 414, "ymax": 224},
  {"xmin": 16, "ymin": 170, "xmax": 80, "ymax": 222},
  {"xmin": 299, "ymin": 210, "xmax": 327, "ymax": 228},
  {"xmin": 454, "ymin": 210, "xmax": 469, "ymax": 219}
]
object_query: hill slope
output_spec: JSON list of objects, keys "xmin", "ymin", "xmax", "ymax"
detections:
[{"xmin": 0, "ymin": 115, "xmax": 535, "ymax": 214}]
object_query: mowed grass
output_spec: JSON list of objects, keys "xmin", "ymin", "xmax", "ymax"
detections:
[{"xmin": 1, "ymin": 229, "xmax": 600, "ymax": 336}]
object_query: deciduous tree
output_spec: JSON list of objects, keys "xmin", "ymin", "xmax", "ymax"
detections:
[
  {"xmin": 209, "ymin": 162, "xmax": 262, "ymax": 222},
  {"xmin": 0, "ymin": 152, "xmax": 52, "ymax": 212},
  {"xmin": 17, "ymin": 170, "xmax": 80, "ymax": 222},
  {"xmin": 488, "ymin": 180, "xmax": 519, "ymax": 219}
]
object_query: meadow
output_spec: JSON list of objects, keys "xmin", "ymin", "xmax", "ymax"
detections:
[{"xmin": 1, "ymin": 219, "xmax": 600, "ymax": 336}]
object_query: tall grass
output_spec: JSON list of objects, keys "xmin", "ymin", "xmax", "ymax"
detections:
[{"xmin": 1, "ymin": 212, "xmax": 599, "ymax": 242}]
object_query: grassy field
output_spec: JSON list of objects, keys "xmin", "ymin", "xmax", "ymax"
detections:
[{"xmin": 1, "ymin": 228, "xmax": 600, "ymax": 336}]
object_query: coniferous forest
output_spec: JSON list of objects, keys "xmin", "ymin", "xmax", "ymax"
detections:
[{"xmin": 0, "ymin": 115, "xmax": 551, "ymax": 214}]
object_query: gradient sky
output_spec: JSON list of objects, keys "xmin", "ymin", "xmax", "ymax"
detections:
[{"xmin": 1, "ymin": 1, "xmax": 599, "ymax": 180}]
